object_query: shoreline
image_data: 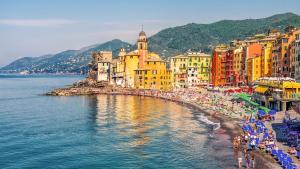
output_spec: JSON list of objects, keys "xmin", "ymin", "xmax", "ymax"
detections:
[{"xmin": 46, "ymin": 86, "xmax": 280, "ymax": 168}]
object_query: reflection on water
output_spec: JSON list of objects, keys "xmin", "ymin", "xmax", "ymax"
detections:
[{"xmin": 90, "ymin": 95, "xmax": 208, "ymax": 149}]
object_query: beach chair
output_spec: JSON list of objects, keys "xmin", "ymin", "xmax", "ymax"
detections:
[
  {"xmin": 257, "ymin": 127, "xmax": 263, "ymax": 133},
  {"xmin": 263, "ymin": 133, "xmax": 270, "ymax": 140},
  {"xmin": 287, "ymin": 164, "xmax": 297, "ymax": 169},
  {"xmin": 286, "ymin": 156, "xmax": 293, "ymax": 164},
  {"xmin": 278, "ymin": 150, "xmax": 284, "ymax": 155},
  {"xmin": 272, "ymin": 149, "xmax": 277, "ymax": 156},
  {"xmin": 281, "ymin": 160, "xmax": 288, "ymax": 167},
  {"xmin": 296, "ymin": 151, "xmax": 300, "ymax": 159}
]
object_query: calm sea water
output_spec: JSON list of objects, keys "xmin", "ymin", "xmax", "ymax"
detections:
[{"xmin": 0, "ymin": 75, "xmax": 237, "ymax": 169}]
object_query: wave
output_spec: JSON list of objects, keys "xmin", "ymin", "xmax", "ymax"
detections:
[{"xmin": 196, "ymin": 114, "xmax": 221, "ymax": 131}]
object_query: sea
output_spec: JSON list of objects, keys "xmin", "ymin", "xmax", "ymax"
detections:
[{"xmin": 0, "ymin": 74, "xmax": 237, "ymax": 169}]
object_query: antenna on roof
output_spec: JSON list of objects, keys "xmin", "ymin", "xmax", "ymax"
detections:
[{"xmin": 142, "ymin": 24, "xmax": 144, "ymax": 31}]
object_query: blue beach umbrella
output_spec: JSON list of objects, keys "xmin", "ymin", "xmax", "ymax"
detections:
[
  {"xmin": 258, "ymin": 110, "xmax": 266, "ymax": 116},
  {"xmin": 269, "ymin": 109, "xmax": 277, "ymax": 115}
]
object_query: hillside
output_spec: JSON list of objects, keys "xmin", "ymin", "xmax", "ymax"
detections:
[
  {"xmin": 148, "ymin": 12, "xmax": 300, "ymax": 58},
  {"xmin": 1, "ymin": 12, "xmax": 300, "ymax": 74},
  {"xmin": 0, "ymin": 39, "xmax": 132, "ymax": 74}
]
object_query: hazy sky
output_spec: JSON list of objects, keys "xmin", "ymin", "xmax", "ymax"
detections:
[{"xmin": 0, "ymin": 0, "xmax": 300, "ymax": 66}]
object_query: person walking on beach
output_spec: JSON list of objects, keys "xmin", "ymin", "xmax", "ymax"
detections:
[{"xmin": 238, "ymin": 156, "xmax": 243, "ymax": 169}]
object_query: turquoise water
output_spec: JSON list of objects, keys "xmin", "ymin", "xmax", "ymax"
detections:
[{"xmin": 0, "ymin": 75, "xmax": 237, "ymax": 168}]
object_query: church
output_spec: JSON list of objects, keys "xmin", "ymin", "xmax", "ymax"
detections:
[{"xmin": 112, "ymin": 30, "xmax": 173, "ymax": 90}]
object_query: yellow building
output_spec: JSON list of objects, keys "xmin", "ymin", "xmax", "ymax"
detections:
[
  {"xmin": 124, "ymin": 51, "xmax": 140, "ymax": 87},
  {"xmin": 253, "ymin": 77, "xmax": 300, "ymax": 111},
  {"xmin": 113, "ymin": 30, "xmax": 173, "ymax": 90},
  {"xmin": 170, "ymin": 54, "xmax": 188, "ymax": 88},
  {"xmin": 113, "ymin": 48, "xmax": 126, "ymax": 86},
  {"xmin": 233, "ymin": 47, "xmax": 243, "ymax": 73},
  {"xmin": 187, "ymin": 52, "xmax": 211, "ymax": 86},
  {"xmin": 170, "ymin": 52, "xmax": 211, "ymax": 88},
  {"xmin": 134, "ymin": 56, "xmax": 173, "ymax": 90},
  {"xmin": 247, "ymin": 55, "xmax": 261, "ymax": 83},
  {"xmin": 261, "ymin": 42, "xmax": 273, "ymax": 77}
]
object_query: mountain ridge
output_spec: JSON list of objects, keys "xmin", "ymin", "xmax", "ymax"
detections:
[{"xmin": 1, "ymin": 12, "xmax": 300, "ymax": 74}]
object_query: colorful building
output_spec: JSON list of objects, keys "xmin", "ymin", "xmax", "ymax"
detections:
[
  {"xmin": 261, "ymin": 42, "xmax": 273, "ymax": 77},
  {"xmin": 233, "ymin": 46, "xmax": 245, "ymax": 85},
  {"xmin": 124, "ymin": 50, "xmax": 140, "ymax": 87},
  {"xmin": 253, "ymin": 77, "xmax": 300, "ymax": 111},
  {"xmin": 211, "ymin": 45, "xmax": 227, "ymax": 86},
  {"xmin": 247, "ymin": 55, "xmax": 261, "ymax": 83},
  {"xmin": 170, "ymin": 54, "xmax": 188, "ymax": 88},
  {"xmin": 294, "ymin": 31, "xmax": 300, "ymax": 80},
  {"xmin": 187, "ymin": 52, "xmax": 211, "ymax": 87},
  {"xmin": 134, "ymin": 56, "xmax": 173, "ymax": 90},
  {"xmin": 111, "ymin": 30, "xmax": 173, "ymax": 90},
  {"xmin": 112, "ymin": 48, "xmax": 126, "ymax": 86},
  {"xmin": 170, "ymin": 52, "xmax": 211, "ymax": 88},
  {"xmin": 88, "ymin": 51, "xmax": 113, "ymax": 83},
  {"xmin": 246, "ymin": 43, "xmax": 263, "ymax": 83}
]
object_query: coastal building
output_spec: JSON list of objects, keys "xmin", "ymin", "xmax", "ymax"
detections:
[
  {"xmin": 225, "ymin": 49, "xmax": 235, "ymax": 86},
  {"xmin": 261, "ymin": 42, "xmax": 273, "ymax": 77},
  {"xmin": 114, "ymin": 30, "xmax": 173, "ymax": 90},
  {"xmin": 233, "ymin": 46, "xmax": 246, "ymax": 85},
  {"xmin": 124, "ymin": 50, "xmax": 140, "ymax": 87},
  {"xmin": 134, "ymin": 55, "xmax": 173, "ymax": 90},
  {"xmin": 187, "ymin": 52, "xmax": 211, "ymax": 87},
  {"xmin": 253, "ymin": 77, "xmax": 300, "ymax": 111},
  {"xmin": 247, "ymin": 55, "xmax": 261, "ymax": 83},
  {"xmin": 211, "ymin": 45, "xmax": 227, "ymax": 86},
  {"xmin": 246, "ymin": 43, "xmax": 263, "ymax": 83},
  {"xmin": 294, "ymin": 32, "xmax": 300, "ymax": 80},
  {"xmin": 170, "ymin": 54, "xmax": 188, "ymax": 88},
  {"xmin": 170, "ymin": 52, "xmax": 211, "ymax": 88},
  {"xmin": 112, "ymin": 48, "xmax": 126, "ymax": 86},
  {"xmin": 88, "ymin": 51, "xmax": 113, "ymax": 83},
  {"xmin": 287, "ymin": 29, "xmax": 300, "ymax": 79}
]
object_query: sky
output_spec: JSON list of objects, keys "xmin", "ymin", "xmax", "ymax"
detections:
[{"xmin": 0, "ymin": 0, "xmax": 300, "ymax": 67}]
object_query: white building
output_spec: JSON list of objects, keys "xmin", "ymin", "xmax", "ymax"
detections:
[{"xmin": 187, "ymin": 67, "xmax": 199, "ymax": 87}]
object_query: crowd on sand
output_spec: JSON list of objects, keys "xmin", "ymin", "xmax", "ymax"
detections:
[{"xmin": 49, "ymin": 84, "xmax": 300, "ymax": 168}]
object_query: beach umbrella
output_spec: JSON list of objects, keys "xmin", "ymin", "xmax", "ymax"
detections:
[
  {"xmin": 258, "ymin": 110, "xmax": 266, "ymax": 116},
  {"xmin": 269, "ymin": 109, "xmax": 277, "ymax": 115}
]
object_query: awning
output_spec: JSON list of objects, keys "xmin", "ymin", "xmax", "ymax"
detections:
[{"xmin": 255, "ymin": 86, "xmax": 268, "ymax": 93}]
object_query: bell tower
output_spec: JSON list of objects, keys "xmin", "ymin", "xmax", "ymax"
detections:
[
  {"xmin": 137, "ymin": 25, "xmax": 148, "ymax": 68},
  {"xmin": 137, "ymin": 26, "xmax": 148, "ymax": 51}
]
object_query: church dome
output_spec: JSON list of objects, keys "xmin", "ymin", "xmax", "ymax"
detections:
[{"xmin": 139, "ymin": 30, "xmax": 146, "ymax": 36}]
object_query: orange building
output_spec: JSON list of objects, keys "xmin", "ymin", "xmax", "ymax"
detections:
[
  {"xmin": 211, "ymin": 45, "xmax": 227, "ymax": 86},
  {"xmin": 246, "ymin": 43, "xmax": 263, "ymax": 83}
]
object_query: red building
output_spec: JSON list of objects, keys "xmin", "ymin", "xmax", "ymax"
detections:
[
  {"xmin": 225, "ymin": 49, "xmax": 235, "ymax": 86},
  {"xmin": 211, "ymin": 45, "xmax": 227, "ymax": 87}
]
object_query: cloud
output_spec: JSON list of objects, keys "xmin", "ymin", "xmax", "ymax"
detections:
[{"xmin": 0, "ymin": 19, "xmax": 77, "ymax": 27}]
